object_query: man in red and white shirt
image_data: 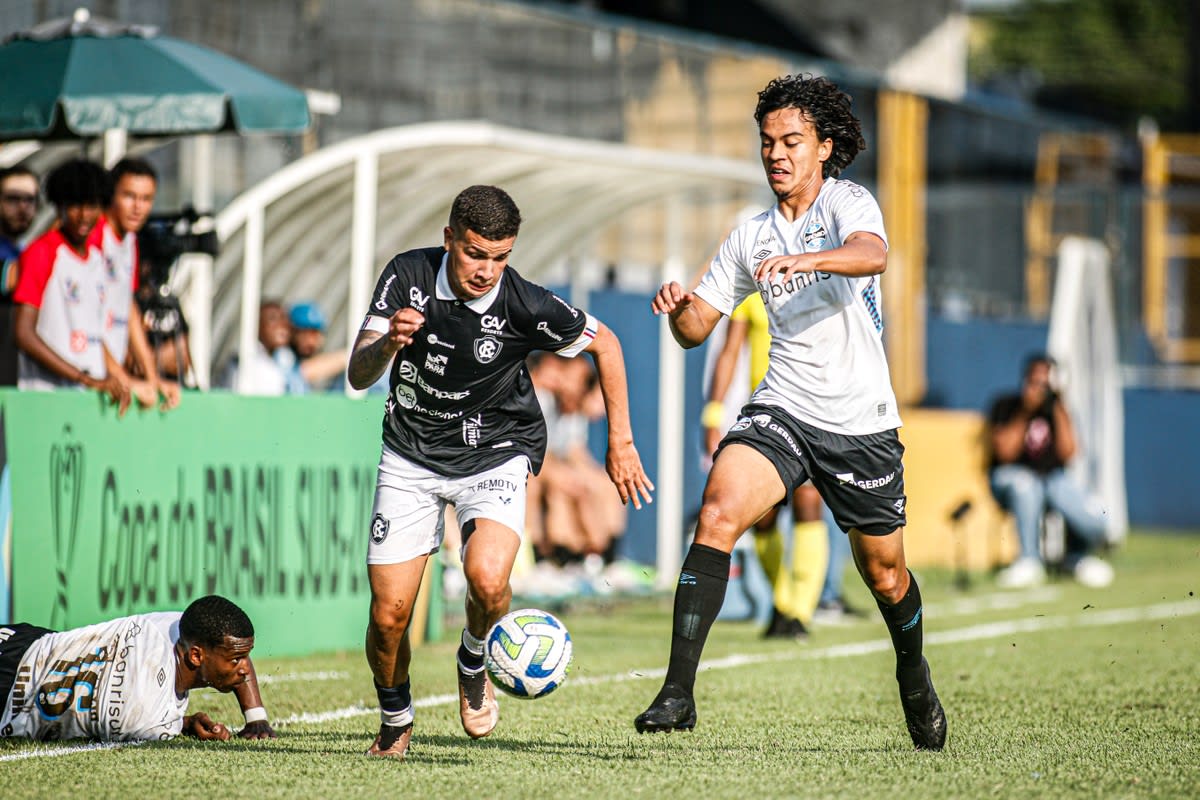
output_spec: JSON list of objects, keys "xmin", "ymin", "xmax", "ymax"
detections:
[{"xmin": 13, "ymin": 159, "xmax": 169, "ymax": 413}]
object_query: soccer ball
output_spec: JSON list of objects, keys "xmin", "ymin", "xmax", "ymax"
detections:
[{"xmin": 485, "ymin": 608, "xmax": 572, "ymax": 699}]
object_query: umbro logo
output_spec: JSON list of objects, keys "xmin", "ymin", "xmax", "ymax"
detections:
[{"xmin": 753, "ymin": 249, "xmax": 771, "ymax": 260}]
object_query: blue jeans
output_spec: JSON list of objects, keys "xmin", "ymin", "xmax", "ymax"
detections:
[{"xmin": 989, "ymin": 464, "xmax": 1108, "ymax": 563}]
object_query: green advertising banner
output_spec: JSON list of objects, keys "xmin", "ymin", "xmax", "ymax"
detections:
[{"xmin": 1, "ymin": 389, "xmax": 395, "ymax": 657}]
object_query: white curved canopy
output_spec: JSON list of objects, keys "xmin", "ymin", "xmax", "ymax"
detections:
[{"xmin": 201, "ymin": 120, "xmax": 768, "ymax": 588}]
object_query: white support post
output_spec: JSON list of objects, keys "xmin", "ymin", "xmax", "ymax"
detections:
[
  {"xmin": 102, "ymin": 128, "xmax": 127, "ymax": 168},
  {"xmin": 345, "ymin": 150, "xmax": 379, "ymax": 397},
  {"xmin": 187, "ymin": 135, "xmax": 215, "ymax": 389},
  {"xmin": 656, "ymin": 197, "xmax": 687, "ymax": 588},
  {"xmin": 237, "ymin": 205, "xmax": 265, "ymax": 394}
]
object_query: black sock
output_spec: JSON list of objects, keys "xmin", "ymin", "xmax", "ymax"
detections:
[
  {"xmin": 875, "ymin": 570, "xmax": 925, "ymax": 688},
  {"xmin": 457, "ymin": 628, "xmax": 485, "ymax": 672},
  {"xmin": 663, "ymin": 543, "xmax": 730, "ymax": 696},
  {"xmin": 375, "ymin": 679, "xmax": 411, "ymax": 713}
]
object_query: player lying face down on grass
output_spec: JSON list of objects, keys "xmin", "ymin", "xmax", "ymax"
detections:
[
  {"xmin": 348, "ymin": 184, "xmax": 654, "ymax": 759},
  {"xmin": 0, "ymin": 594, "xmax": 276, "ymax": 742}
]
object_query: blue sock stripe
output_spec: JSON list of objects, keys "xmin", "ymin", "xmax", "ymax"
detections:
[{"xmin": 900, "ymin": 606, "xmax": 922, "ymax": 631}]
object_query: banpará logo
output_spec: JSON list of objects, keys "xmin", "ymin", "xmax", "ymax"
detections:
[
  {"xmin": 409, "ymin": 286, "xmax": 429, "ymax": 311},
  {"xmin": 370, "ymin": 514, "xmax": 390, "ymax": 544},
  {"xmin": 536, "ymin": 321, "xmax": 563, "ymax": 342},
  {"xmin": 375, "ymin": 274, "xmax": 396, "ymax": 310},
  {"xmin": 474, "ymin": 336, "xmax": 502, "ymax": 363}
]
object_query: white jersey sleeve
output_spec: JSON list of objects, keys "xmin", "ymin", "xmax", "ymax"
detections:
[
  {"xmin": 692, "ymin": 214, "xmax": 765, "ymax": 317},
  {"xmin": 1, "ymin": 613, "xmax": 189, "ymax": 742}
]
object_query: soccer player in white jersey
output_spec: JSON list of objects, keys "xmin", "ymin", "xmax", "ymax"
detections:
[
  {"xmin": 349, "ymin": 185, "xmax": 654, "ymax": 759},
  {"xmin": 635, "ymin": 74, "xmax": 947, "ymax": 751},
  {"xmin": 0, "ymin": 595, "xmax": 275, "ymax": 742}
]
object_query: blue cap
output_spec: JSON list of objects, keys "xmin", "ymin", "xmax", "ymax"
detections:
[{"xmin": 289, "ymin": 302, "xmax": 326, "ymax": 331}]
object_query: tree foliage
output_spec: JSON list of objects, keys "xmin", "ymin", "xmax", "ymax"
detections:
[{"xmin": 970, "ymin": 0, "xmax": 1189, "ymax": 129}]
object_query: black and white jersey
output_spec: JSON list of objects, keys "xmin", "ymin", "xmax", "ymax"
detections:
[{"xmin": 362, "ymin": 247, "xmax": 597, "ymax": 477}]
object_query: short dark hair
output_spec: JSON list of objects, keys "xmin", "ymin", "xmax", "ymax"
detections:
[
  {"xmin": 449, "ymin": 185, "xmax": 521, "ymax": 240},
  {"xmin": 0, "ymin": 165, "xmax": 37, "ymax": 189},
  {"xmin": 44, "ymin": 159, "xmax": 109, "ymax": 209},
  {"xmin": 110, "ymin": 157, "xmax": 157, "ymax": 187},
  {"xmin": 1023, "ymin": 353, "xmax": 1055, "ymax": 378},
  {"xmin": 179, "ymin": 595, "xmax": 254, "ymax": 648},
  {"xmin": 754, "ymin": 74, "xmax": 867, "ymax": 179}
]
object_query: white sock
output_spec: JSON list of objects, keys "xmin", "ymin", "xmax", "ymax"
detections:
[{"xmin": 380, "ymin": 704, "xmax": 413, "ymax": 728}]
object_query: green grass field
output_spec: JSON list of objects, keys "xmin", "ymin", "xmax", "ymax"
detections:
[{"xmin": 2, "ymin": 531, "xmax": 1197, "ymax": 799}]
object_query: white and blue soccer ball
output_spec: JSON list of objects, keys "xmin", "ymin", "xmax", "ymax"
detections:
[{"xmin": 485, "ymin": 608, "xmax": 572, "ymax": 699}]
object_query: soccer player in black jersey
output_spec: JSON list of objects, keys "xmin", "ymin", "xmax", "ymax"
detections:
[{"xmin": 349, "ymin": 185, "xmax": 653, "ymax": 758}]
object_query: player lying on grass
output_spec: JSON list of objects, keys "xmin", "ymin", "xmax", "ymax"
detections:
[{"xmin": 0, "ymin": 594, "xmax": 275, "ymax": 742}]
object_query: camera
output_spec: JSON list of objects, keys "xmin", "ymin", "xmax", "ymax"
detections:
[{"xmin": 137, "ymin": 206, "xmax": 219, "ymax": 289}]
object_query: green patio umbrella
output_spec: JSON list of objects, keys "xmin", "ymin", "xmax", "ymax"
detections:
[{"xmin": 0, "ymin": 9, "xmax": 311, "ymax": 140}]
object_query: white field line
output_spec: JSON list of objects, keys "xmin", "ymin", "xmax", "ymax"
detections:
[
  {"xmin": 5, "ymin": 599, "xmax": 1196, "ymax": 758},
  {"xmin": 275, "ymin": 598, "xmax": 1200, "ymax": 726},
  {"xmin": 0, "ymin": 740, "xmax": 143, "ymax": 762}
]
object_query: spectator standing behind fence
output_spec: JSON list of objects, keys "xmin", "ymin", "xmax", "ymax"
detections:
[
  {"xmin": 0, "ymin": 595, "xmax": 275, "ymax": 742},
  {"xmin": 987, "ymin": 354, "xmax": 1114, "ymax": 589},
  {"xmin": 287, "ymin": 301, "xmax": 348, "ymax": 393},
  {"xmin": 91, "ymin": 158, "xmax": 180, "ymax": 410},
  {"xmin": 0, "ymin": 166, "xmax": 39, "ymax": 387},
  {"xmin": 220, "ymin": 300, "xmax": 292, "ymax": 395},
  {"xmin": 13, "ymin": 160, "xmax": 132, "ymax": 413}
]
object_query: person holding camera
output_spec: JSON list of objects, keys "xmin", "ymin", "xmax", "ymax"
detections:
[{"xmin": 987, "ymin": 354, "xmax": 1113, "ymax": 589}]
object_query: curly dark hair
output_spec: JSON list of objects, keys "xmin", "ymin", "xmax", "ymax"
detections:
[
  {"xmin": 179, "ymin": 595, "xmax": 254, "ymax": 648},
  {"xmin": 754, "ymin": 74, "xmax": 866, "ymax": 178},
  {"xmin": 44, "ymin": 159, "xmax": 110, "ymax": 208},
  {"xmin": 449, "ymin": 184, "xmax": 522, "ymax": 240}
]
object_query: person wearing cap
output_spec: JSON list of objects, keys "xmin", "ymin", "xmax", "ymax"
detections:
[{"xmin": 287, "ymin": 301, "xmax": 347, "ymax": 393}]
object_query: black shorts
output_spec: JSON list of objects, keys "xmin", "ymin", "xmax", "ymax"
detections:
[
  {"xmin": 0, "ymin": 624, "xmax": 53, "ymax": 706},
  {"xmin": 718, "ymin": 403, "xmax": 907, "ymax": 536}
]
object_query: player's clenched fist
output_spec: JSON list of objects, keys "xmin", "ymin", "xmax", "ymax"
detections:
[
  {"xmin": 651, "ymin": 281, "xmax": 693, "ymax": 316},
  {"xmin": 387, "ymin": 308, "xmax": 425, "ymax": 349}
]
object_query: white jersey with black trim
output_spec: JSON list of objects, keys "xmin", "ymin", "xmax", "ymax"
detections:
[
  {"xmin": 361, "ymin": 247, "xmax": 597, "ymax": 477},
  {"xmin": 693, "ymin": 178, "xmax": 901, "ymax": 435},
  {"xmin": 1, "ymin": 612, "xmax": 188, "ymax": 742}
]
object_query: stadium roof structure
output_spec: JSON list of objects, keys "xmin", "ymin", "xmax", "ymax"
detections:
[{"xmin": 203, "ymin": 120, "xmax": 766, "ymax": 582}]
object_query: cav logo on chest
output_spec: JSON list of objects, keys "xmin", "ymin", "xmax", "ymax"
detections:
[{"xmin": 481, "ymin": 314, "xmax": 507, "ymax": 333}]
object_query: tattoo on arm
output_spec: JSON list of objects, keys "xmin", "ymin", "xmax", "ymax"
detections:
[{"xmin": 347, "ymin": 331, "xmax": 394, "ymax": 389}]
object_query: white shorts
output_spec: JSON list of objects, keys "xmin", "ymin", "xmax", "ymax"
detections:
[{"xmin": 366, "ymin": 447, "xmax": 530, "ymax": 565}]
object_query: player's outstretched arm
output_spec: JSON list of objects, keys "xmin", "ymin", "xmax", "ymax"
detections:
[
  {"xmin": 756, "ymin": 231, "xmax": 886, "ymax": 283},
  {"xmin": 585, "ymin": 322, "xmax": 654, "ymax": 509},
  {"xmin": 650, "ymin": 282, "xmax": 721, "ymax": 349},
  {"xmin": 347, "ymin": 308, "xmax": 425, "ymax": 390},
  {"xmin": 233, "ymin": 656, "xmax": 277, "ymax": 740}
]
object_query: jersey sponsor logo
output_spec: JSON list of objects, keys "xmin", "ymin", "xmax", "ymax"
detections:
[
  {"xmin": 766, "ymin": 421, "xmax": 803, "ymax": 458},
  {"xmin": 837, "ymin": 471, "xmax": 897, "ymax": 490},
  {"xmin": 836, "ymin": 179, "xmax": 865, "ymax": 198},
  {"xmin": 730, "ymin": 416, "xmax": 752, "ymax": 432},
  {"xmin": 756, "ymin": 271, "xmax": 831, "ymax": 305},
  {"xmin": 551, "ymin": 294, "xmax": 580, "ymax": 317},
  {"xmin": 462, "ymin": 414, "xmax": 484, "ymax": 447},
  {"xmin": 472, "ymin": 478, "xmax": 519, "ymax": 494},
  {"xmin": 391, "ymin": 385, "xmax": 464, "ymax": 420},
  {"xmin": 474, "ymin": 335, "xmax": 502, "ymax": 363},
  {"xmin": 65, "ymin": 278, "xmax": 81, "ymax": 304},
  {"xmin": 375, "ymin": 274, "xmax": 397, "ymax": 310},
  {"xmin": 70, "ymin": 329, "xmax": 88, "ymax": 352},
  {"xmin": 752, "ymin": 413, "xmax": 772, "ymax": 427},
  {"xmin": 893, "ymin": 498, "xmax": 906, "ymax": 514},
  {"xmin": 424, "ymin": 353, "xmax": 448, "ymax": 375},
  {"xmin": 803, "ymin": 222, "xmax": 827, "ymax": 249},
  {"xmin": 371, "ymin": 513, "xmax": 390, "ymax": 544},
  {"xmin": 756, "ymin": 235, "xmax": 778, "ymax": 247},
  {"xmin": 399, "ymin": 360, "xmax": 418, "ymax": 382},
  {"xmin": 536, "ymin": 321, "xmax": 563, "ymax": 342},
  {"xmin": 753, "ymin": 249, "xmax": 772, "ymax": 265},
  {"xmin": 409, "ymin": 286, "xmax": 429, "ymax": 312},
  {"xmin": 481, "ymin": 314, "xmax": 507, "ymax": 333},
  {"xmin": 395, "ymin": 384, "xmax": 418, "ymax": 409},
  {"xmin": 427, "ymin": 333, "xmax": 456, "ymax": 350},
  {"xmin": 416, "ymin": 372, "xmax": 469, "ymax": 400}
]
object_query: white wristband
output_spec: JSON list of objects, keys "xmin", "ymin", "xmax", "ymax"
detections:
[{"xmin": 243, "ymin": 706, "xmax": 268, "ymax": 723}]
